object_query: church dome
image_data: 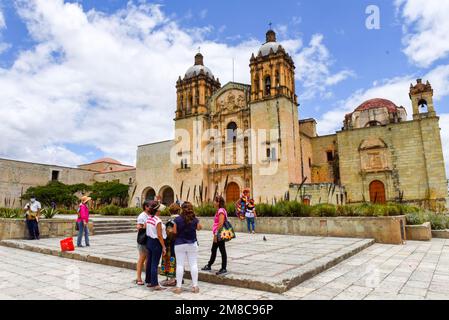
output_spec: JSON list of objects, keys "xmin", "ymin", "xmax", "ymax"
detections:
[
  {"xmin": 355, "ymin": 98, "xmax": 399, "ymax": 113},
  {"xmin": 184, "ymin": 53, "xmax": 214, "ymax": 79},
  {"xmin": 92, "ymin": 157, "xmax": 122, "ymax": 165},
  {"xmin": 257, "ymin": 29, "xmax": 283, "ymax": 56}
]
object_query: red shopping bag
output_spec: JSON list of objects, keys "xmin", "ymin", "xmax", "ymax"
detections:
[{"xmin": 60, "ymin": 237, "xmax": 75, "ymax": 252}]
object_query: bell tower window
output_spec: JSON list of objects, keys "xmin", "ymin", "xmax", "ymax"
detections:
[
  {"xmin": 418, "ymin": 99, "xmax": 428, "ymax": 112},
  {"xmin": 265, "ymin": 76, "xmax": 271, "ymax": 96}
]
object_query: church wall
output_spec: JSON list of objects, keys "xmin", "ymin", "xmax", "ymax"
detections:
[
  {"xmin": 0, "ymin": 158, "xmax": 95, "ymax": 208},
  {"xmin": 310, "ymin": 134, "xmax": 337, "ymax": 183},
  {"xmin": 78, "ymin": 162, "xmax": 133, "ymax": 172},
  {"xmin": 94, "ymin": 169, "xmax": 136, "ymax": 185},
  {"xmin": 337, "ymin": 119, "xmax": 448, "ymax": 209},
  {"xmin": 299, "ymin": 133, "xmax": 313, "ymax": 183},
  {"xmin": 250, "ymin": 97, "xmax": 301, "ymax": 203},
  {"xmin": 135, "ymin": 140, "xmax": 178, "ymax": 206}
]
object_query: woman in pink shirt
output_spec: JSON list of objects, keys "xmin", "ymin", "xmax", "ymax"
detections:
[
  {"xmin": 201, "ymin": 196, "xmax": 228, "ymax": 275},
  {"xmin": 76, "ymin": 196, "xmax": 91, "ymax": 247}
]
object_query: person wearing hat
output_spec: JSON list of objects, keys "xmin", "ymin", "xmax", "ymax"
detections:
[
  {"xmin": 24, "ymin": 195, "xmax": 42, "ymax": 240},
  {"xmin": 76, "ymin": 196, "xmax": 91, "ymax": 247},
  {"xmin": 145, "ymin": 200, "xmax": 167, "ymax": 290}
]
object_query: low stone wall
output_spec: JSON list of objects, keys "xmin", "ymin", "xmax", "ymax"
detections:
[
  {"xmin": 405, "ymin": 222, "xmax": 432, "ymax": 241},
  {"xmin": 432, "ymin": 229, "xmax": 449, "ymax": 239},
  {"xmin": 0, "ymin": 218, "xmax": 94, "ymax": 240},
  {"xmin": 195, "ymin": 216, "xmax": 406, "ymax": 244}
]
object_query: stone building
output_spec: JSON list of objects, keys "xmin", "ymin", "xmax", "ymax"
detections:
[
  {"xmin": 135, "ymin": 29, "xmax": 448, "ymax": 210},
  {"xmin": 0, "ymin": 157, "xmax": 135, "ymax": 208},
  {"xmin": 1, "ymin": 29, "xmax": 447, "ymax": 211}
]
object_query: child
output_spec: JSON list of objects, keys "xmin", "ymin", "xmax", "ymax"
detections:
[
  {"xmin": 160, "ymin": 203, "xmax": 181, "ymax": 287},
  {"xmin": 235, "ymin": 188, "xmax": 250, "ymax": 221},
  {"xmin": 245, "ymin": 199, "xmax": 257, "ymax": 234}
]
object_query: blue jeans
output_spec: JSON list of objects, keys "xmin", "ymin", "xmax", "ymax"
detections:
[
  {"xmin": 26, "ymin": 219, "xmax": 40, "ymax": 240},
  {"xmin": 145, "ymin": 237, "xmax": 162, "ymax": 286},
  {"xmin": 246, "ymin": 217, "xmax": 255, "ymax": 232},
  {"xmin": 76, "ymin": 222, "xmax": 89, "ymax": 246}
]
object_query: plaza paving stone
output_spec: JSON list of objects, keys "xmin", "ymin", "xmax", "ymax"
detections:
[
  {"xmin": 1, "ymin": 238, "xmax": 449, "ymax": 299},
  {"xmin": 0, "ymin": 231, "xmax": 373, "ymax": 293}
]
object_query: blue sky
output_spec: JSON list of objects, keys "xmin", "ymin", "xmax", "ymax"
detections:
[{"xmin": 0, "ymin": 0, "xmax": 448, "ymax": 175}]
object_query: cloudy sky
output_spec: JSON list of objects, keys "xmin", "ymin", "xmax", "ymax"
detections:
[{"xmin": 0, "ymin": 0, "xmax": 448, "ymax": 176}]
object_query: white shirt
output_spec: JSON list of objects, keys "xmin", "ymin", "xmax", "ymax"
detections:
[
  {"xmin": 24, "ymin": 201, "xmax": 41, "ymax": 213},
  {"xmin": 137, "ymin": 211, "xmax": 148, "ymax": 225},
  {"xmin": 245, "ymin": 208, "xmax": 255, "ymax": 218},
  {"xmin": 146, "ymin": 215, "xmax": 167, "ymax": 239}
]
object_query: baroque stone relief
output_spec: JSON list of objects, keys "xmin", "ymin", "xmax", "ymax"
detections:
[{"xmin": 214, "ymin": 89, "xmax": 247, "ymax": 114}]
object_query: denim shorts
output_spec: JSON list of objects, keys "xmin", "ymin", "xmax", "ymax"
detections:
[{"xmin": 137, "ymin": 244, "xmax": 148, "ymax": 254}]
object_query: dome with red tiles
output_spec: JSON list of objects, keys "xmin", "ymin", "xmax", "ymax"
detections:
[
  {"xmin": 355, "ymin": 98, "xmax": 399, "ymax": 113},
  {"xmin": 92, "ymin": 158, "xmax": 122, "ymax": 165}
]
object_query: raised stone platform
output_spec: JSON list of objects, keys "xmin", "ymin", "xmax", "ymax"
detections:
[{"xmin": 0, "ymin": 231, "xmax": 374, "ymax": 293}]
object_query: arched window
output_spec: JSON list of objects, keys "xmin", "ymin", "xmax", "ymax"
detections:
[
  {"xmin": 227, "ymin": 122, "xmax": 237, "ymax": 142},
  {"xmin": 366, "ymin": 120, "xmax": 382, "ymax": 127},
  {"xmin": 265, "ymin": 76, "xmax": 271, "ymax": 96},
  {"xmin": 418, "ymin": 99, "xmax": 428, "ymax": 112}
]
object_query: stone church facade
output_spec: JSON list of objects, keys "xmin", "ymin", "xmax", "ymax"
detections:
[
  {"xmin": 134, "ymin": 29, "xmax": 448, "ymax": 211},
  {"xmin": 1, "ymin": 29, "xmax": 447, "ymax": 211}
]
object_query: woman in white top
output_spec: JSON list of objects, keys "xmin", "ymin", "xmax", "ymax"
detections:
[
  {"xmin": 135, "ymin": 200, "xmax": 151, "ymax": 286},
  {"xmin": 145, "ymin": 200, "xmax": 167, "ymax": 290}
]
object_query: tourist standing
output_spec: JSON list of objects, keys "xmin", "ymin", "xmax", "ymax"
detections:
[
  {"xmin": 76, "ymin": 196, "xmax": 91, "ymax": 247},
  {"xmin": 202, "ymin": 196, "xmax": 228, "ymax": 275},
  {"xmin": 135, "ymin": 200, "xmax": 151, "ymax": 286},
  {"xmin": 24, "ymin": 195, "xmax": 41, "ymax": 240},
  {"xmin": 173, "ymin": 202, "xmax": 202, "ymax": 294},
  {"xmin": 145, "ymin": 200, "xmax": 167, "ymax": 290},
  {"xmin": 160, "ymin": 203, "xmax": 182, "ymax": 287},
  {"xmin": 245, "ymin": 199, "xmax": 257, "ymax": 234}
]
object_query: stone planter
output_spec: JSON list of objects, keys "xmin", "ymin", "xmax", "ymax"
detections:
[
  {"xmin": 195, "ymin": 216, "xmax": 407, "ymax": 244},
  {"xmin": 0, "ymin": 218, "xmax": 93, "ymax": 240},
  {"xmin": 431, "ymin": 229, "xmax": 449, "ymax": 239},
  {"xmin": 405, "ymin": 222, "xmax": 432, "ymax": 241}
]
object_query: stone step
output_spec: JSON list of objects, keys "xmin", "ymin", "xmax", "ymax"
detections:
[
  {"xmin": 94, "ymin": 229, "xmax": 136, "ymax": 235},
  {"xmin": 93, "ymin": 223, "xmax": 135, "ymax": 229}
]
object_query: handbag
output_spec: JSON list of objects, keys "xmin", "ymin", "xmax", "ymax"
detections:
[
  {"xmin": 217, "ymin": 219, "xmax": 236, "ymax": 242},
  {"xmin": 137, "ymin": 228, "xmax": 148, "ymax": 245}
]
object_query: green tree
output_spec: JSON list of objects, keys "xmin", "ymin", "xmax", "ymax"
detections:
[
  {"xmin": 89, "ymin": 181, "xmax": 129, "ymax": 207},
  {"xmin": 22, "ymin": 181, "xmax": 88, "ymax": 207}
]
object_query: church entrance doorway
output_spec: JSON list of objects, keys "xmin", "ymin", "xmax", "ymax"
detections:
[
  {"xmin": 226, "ymin": 182, "xmax": 240, "ymax": 203},
  {"xmin": 369, "ymin": 180, "xmax": 386, "ymax": 204}
]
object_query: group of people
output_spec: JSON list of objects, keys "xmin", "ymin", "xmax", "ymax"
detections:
[
  {"xmin": 135, "ymin": 188, "xmax": 259, "ymax": 293},
  {"xmin": 23, "ymin": 194, "xmax": 91, "ymax": 248}
]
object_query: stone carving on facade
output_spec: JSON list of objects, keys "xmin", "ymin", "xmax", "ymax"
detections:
[{"xmin": 359, "ymin": 137, "xmax": 391, "ymax": 172}]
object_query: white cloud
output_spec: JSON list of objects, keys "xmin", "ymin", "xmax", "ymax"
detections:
[
  {"xmin": 396, "ymin": 0, "xmax": 449, "ymax": 67},
  {"xmin": 316, "ymin": 64, "xmax": 449, "ymax": 175},
  {"xmin": 0, "ymin": 0, "xmax": 350, "ymax": 168},
  {"xmin": 293, "ymin": 34, "xmax": 354, "ymax": 100}
]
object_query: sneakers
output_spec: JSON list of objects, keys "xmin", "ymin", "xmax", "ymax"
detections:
[
  {"xmin": 201, "ymin": 265, "xmax": 212, "ymax": 271},
  {"xmin": 216, "ymin": 269, "xmax": 228, "ymax": 276}
]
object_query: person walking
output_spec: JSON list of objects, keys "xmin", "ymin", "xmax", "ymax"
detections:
[
  {"xmin": 145, "ymin": 200, "xmax": 167, "ymax": 290},
  {"xmin": 76, "ymin": 196, "xmax": 91, "ymax": 247},
  {"xmin": 201, "ymin": 196, "xmax": 228, "ymax": 275},
  {"xmin": 172, "ymin": 202, "xmax": 202, "ymax": 294},
  {"xmin": 24, "ymin": 195, "xmax": 41, "ymax": 240},
  {"xmin": 135, "ymin": 200, "xmax": 151, "ymax": 286}
]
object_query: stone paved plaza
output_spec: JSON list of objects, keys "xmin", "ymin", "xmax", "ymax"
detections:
[
  {"xmin": 1, "ymin": 231, "xmax": 373, "ymax": 292},
  {"xmin": 2, "ymin": 237, "xmax": 449, "ymax": 300}
]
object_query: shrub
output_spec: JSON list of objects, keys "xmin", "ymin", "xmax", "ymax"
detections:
[
  {"xmin": 405, "ymin": 212, "xmax": 427, "ymax": 226},
  {"xmin": 41, "ymin": 208, "xmax": 59, "ymax": 219},
  {"xmin": 310, "ymin": 204, "xmax": 337, "ymax": 217},
  {"xmin": 287, "ymin": 201, "xmax": 311, "ymax": 217},
  {"xmin": 100, "ymin": 204, "xmax": 121, "ymax": 216},
  {"xmin": 58, "ymin": 209, "xmax": 77, "ymax": 215},
  {"xmin": 118, "ymin": 207, "xmax": 142, "ymax": 216},
  {"xmin": 0, "ymin": 208, "xmax": 22, "ymax": 218},
  {"xmin": 160, "ymin": 206, "xmax": 171, "ymax": 217},
  {"xmin": 427, "ymin": 213, "xmax": 449, "ymax": 230},
  {"xmin": 226, "ymin": 203, "xmax": 236, "ymax": 216},
  {"xmin": 195, "ymin": 203, "xmax": 216, "ymax": 217}
]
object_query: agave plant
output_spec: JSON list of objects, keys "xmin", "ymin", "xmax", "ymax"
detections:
[
  {"xmin": 41, "ymin": 208, "xmax": 60, "ymax": 219},
  {"xmin": 0, "ymin": 208, "xmax": 22, "ymax": 219}
]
